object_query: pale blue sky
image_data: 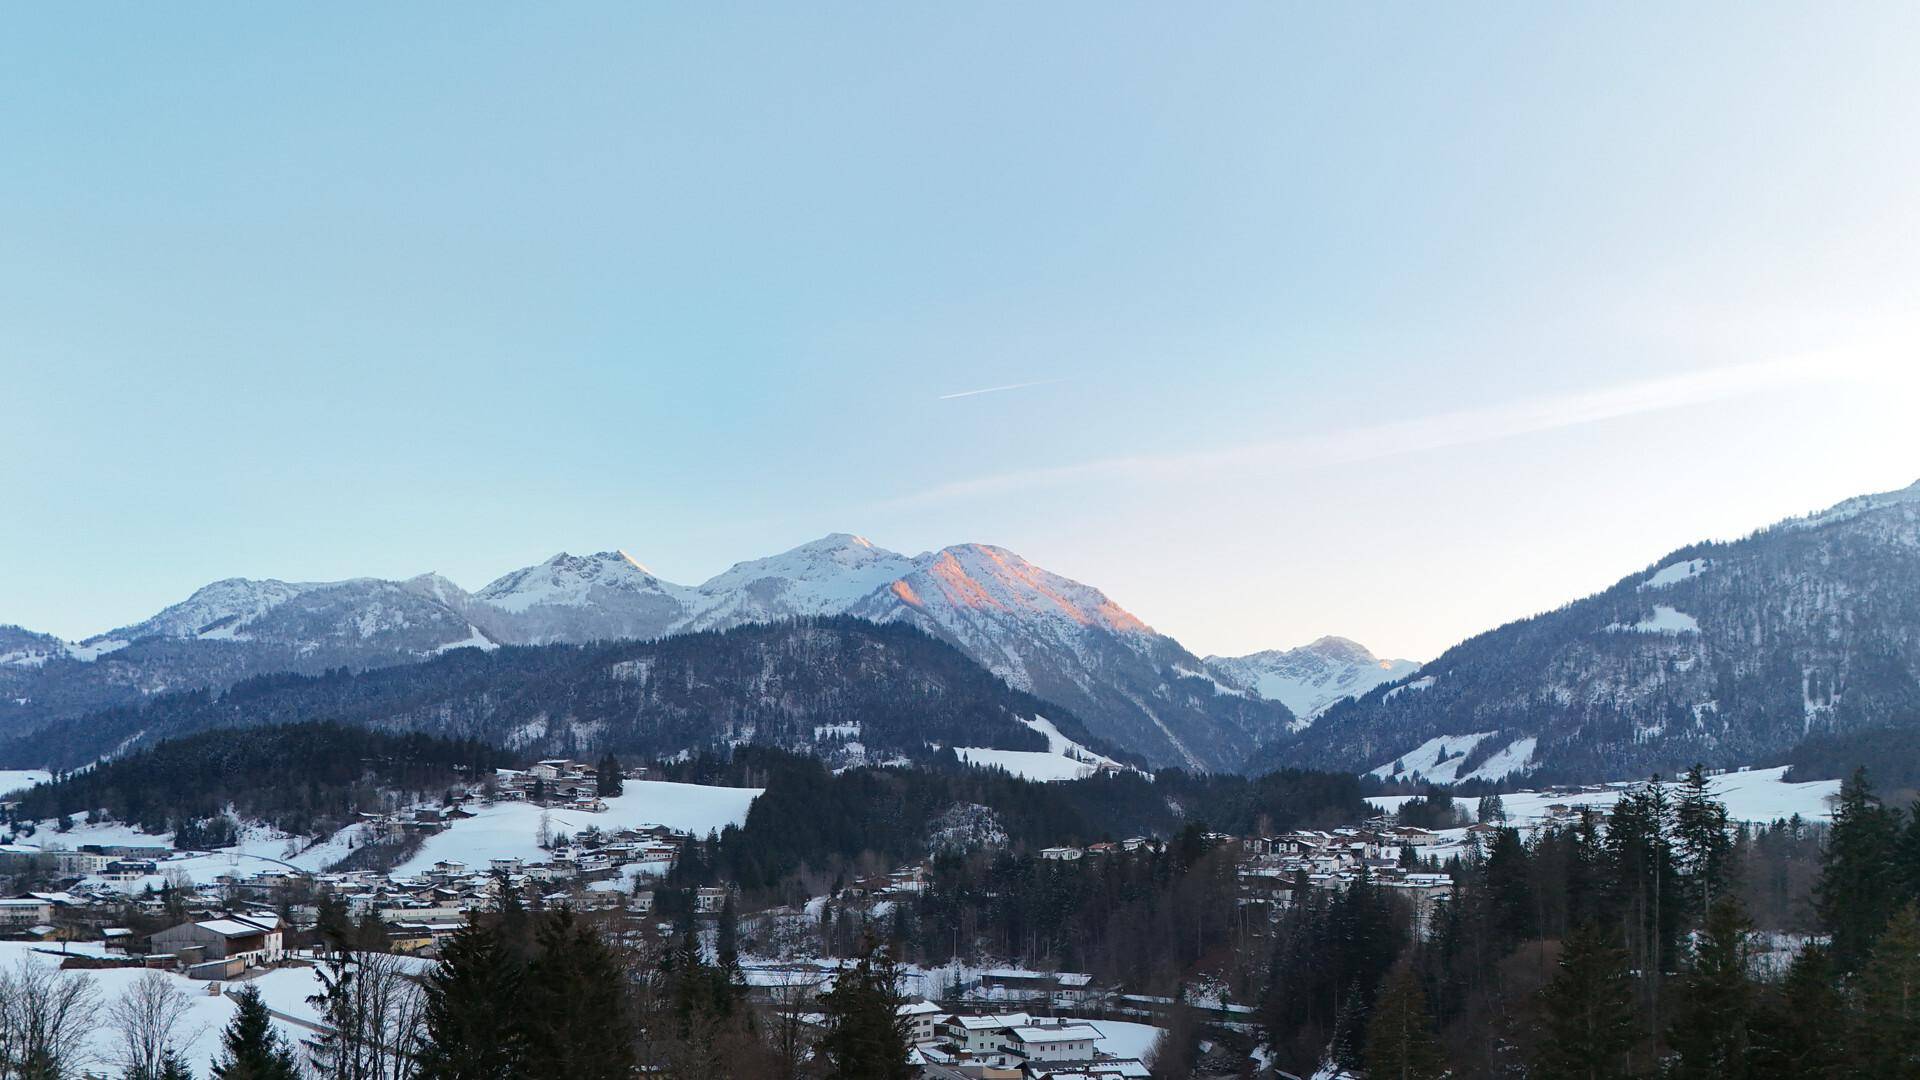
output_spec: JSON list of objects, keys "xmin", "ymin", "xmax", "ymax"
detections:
[{"xmin": 5, "ymin": 5, "xmax": 1920, "ymax": 658}]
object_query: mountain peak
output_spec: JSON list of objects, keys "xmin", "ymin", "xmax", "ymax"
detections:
[{"xmin": 1204, "ymin": 637, "xmax": 1418, "ymax": 726}]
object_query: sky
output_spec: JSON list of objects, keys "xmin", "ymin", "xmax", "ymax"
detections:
[{"xmin": 5, "ymin": 4, "xmax": 1920, "ymax": 660}]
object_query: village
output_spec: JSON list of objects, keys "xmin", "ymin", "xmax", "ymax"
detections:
[{"xmin": 0, "ymin": 756, "xmax": 1650, "ymax": 1078}]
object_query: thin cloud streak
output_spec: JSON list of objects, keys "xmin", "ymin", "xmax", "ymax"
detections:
[
  {"xmin": 938, "ymin": 377, "xmax": 1068, "ymax": 400},
  {"xmin": 901, "ymin": 351, "xmax": 1907, "ymax": 505}
]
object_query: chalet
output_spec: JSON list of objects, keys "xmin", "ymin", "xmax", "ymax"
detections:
[
  {"xmin": 1038, "ymin": 846, "xmax": 1083, "ymax": 862},
  {"xmin": 944, "ymin": 1013, "xmax": 1031, "ymax": 1054},
  {"xmin": 148, "ymin": 913, "xmax": 284, "ymax": 968},
  {"xmin": 897, "ymin": 1000, "xmax": 944, "ymax": 1044},
  {"xmin": 1004, "ymin": 1024, "xmax": 1102, "ymax": 1063},
  {"xmin": 694, "ymin": 886, "xmax": 731, "ymax": 913}
]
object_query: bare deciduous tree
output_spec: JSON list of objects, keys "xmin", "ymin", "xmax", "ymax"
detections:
[
  {"xmin": 0, "ymin": 959, "xmax": 104, "ymax": 1079},
  {"xmin": 107, "ymin": 969, "xmax": 199, "ymax": 1079}
]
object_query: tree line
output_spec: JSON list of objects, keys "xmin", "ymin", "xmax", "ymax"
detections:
[{"xmin": 1259, "ymin": 765, "xmax": 1920, "ymax": 1079}]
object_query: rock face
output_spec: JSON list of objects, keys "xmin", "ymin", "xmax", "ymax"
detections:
[
  {"xmin": 1, "ymin": 535, "xmax": 1295, "ymax": 772},
  {"xmin": 1261, "ymin": 480, "xmax": 1920, "ymax": 782}
]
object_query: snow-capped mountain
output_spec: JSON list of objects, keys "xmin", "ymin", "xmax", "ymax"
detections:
[
  {"xmin": 684, "ymin": 533, "xmax": 917, "ymax": 627},
  {"xmin": 0, "ymin": 536, "xmax": 1295, "ymax": 771},
  {"xmin": 1205, "ymin": 637, "xmax": 1419, "ymax": 727},
  {"xmin": 473, "ymin": 551, "xmax": 695, "ymax": 644},
  {"xmin": 842, "ymin": 543, "xmax": 1281, "ymax": 772},
  {"xmin": 1263, "ymin": 478, "xmax": 1920, "ymax": 783}
]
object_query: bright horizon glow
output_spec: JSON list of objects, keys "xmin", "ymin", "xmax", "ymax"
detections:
[{"xmin": 5, "ymin": 5, "xmax": 1920, "ymax": 660}]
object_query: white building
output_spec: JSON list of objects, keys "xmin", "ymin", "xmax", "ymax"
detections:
[{"xmin": 1005, "ymin": 1024, "xmax": 1102, "ymax": 1063}]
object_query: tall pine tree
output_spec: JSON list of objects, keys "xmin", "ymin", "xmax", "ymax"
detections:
[
  {"xmin": 1665, "ymin": 896, "xmax": 1755, "ymax": 1080},
  {"xmin": 1816, "ymin": 768, "xmax": 1906, "ymax": 972},
  {"xmin": 517, "ymin": 908, "xmax": 636, "ymax": 1080},
  {"xmin": 817, "ymin": 936, "xmax": 913, "ymax": 1080},
  {"xmin": 1533, "ymin": 923, "xmax": 1639, "ymax": 1080},
  {"xmin": 416, "ymin": 918, "xmax": 525, "ymax": 1080},
  {"xmin": 212, "ymin": 985, "xmax": 301, "ymax": 1080},
  {"xmin": 1849, "ymin": 900, "xmax": 1920, "ymax": 1080},
  {"xmin": 1363, "ymin": 963, "xmax": 1446, "ymax": 1080}
]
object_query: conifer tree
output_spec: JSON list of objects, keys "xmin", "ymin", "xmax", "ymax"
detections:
[
  {"xmin": 1362, "ymin": 963, "xmax": 1446, "ymax": 1080},
  {"xmin": 1751, "ymin": 943, "xmax": 1845, "ymax": 1080},
  {"xmin": 1674, "ymin": 764, "xmax": 1734, "ymax": 918},
  {"xmin": 596, "ymin": 753, "xmax": 624, "ymax": 797},
  {"xmin": 416, "ymin": 918, "xmax": 524, "ymax": 1080},
  {"xmin": 1665, "ymin": 896, "xmax": 1755, "ymax": 1080},
  {"xmin": 1815, "ymin": 768, "xmax": 1905, "ymax": 972},
  {"xmin": 1533, "ymin": 923, "xmax": 1638, "ymax": 1080},
  {"xmin": 212, "ymin": 985, "xmax": 300, "ymax": 1080},
  {"xmin": 517, "ymin": 908, "xmax": 636, "ymax": 1080},
  {"xmin": 817, "ymin": 936, "xmax": 913, "ymax": 1080},
  {"xmin": 1849, "ymin": 900, "xmax": 1920, "ymax": 1080},
  {"xmin": 716, "ymin": 891, "xmax": 742, "ymax": 1014}
]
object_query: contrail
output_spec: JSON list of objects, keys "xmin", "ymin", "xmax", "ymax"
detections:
[
  {"xmin": 938, "ymin": 377, "xmax": 1067, "ymax": 400},
  {"xmin": 898, "ymin": 349, "xmax": 1905, "ymax": 504}
]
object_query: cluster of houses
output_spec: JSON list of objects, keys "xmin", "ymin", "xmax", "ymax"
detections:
[{"xmin": 909, "ymin": 1008, "xmax": 1152, "ymax": 1078}]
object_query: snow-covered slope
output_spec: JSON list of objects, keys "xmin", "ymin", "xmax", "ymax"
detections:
[
  {"xmin": 1, "ymin": 536, "xmax": 1295, "ymax": 772},
  {"xmin": 844, "ymin": 543, "xmax": 1285, "ymax": 771},
  {"xmin": 684, "ymin": 534, "xmax": 917, "ymax": 627},
  {"xmin": 1205, "ymin": 637, "xmax": 1418, "ymax": 727},
  {"xmin": 474, "ymin": 550, "xmax": 694, "ymax": 643},
  {"xmin": 1275, "ymin": 478, "xmax": 1920, "ymax": 782}
]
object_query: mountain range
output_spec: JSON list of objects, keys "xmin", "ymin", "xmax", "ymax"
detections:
[
  {"xmin": 1259, "ymin": 479, "xmax": 1920, "ymax": 782},
  {"xmin": 0, "ymin": 618, "xmax": 1128, "ymax": 772},
  {"xmin": 1, "ymin": 534, "xmax": 1343, "ymax": 772}
]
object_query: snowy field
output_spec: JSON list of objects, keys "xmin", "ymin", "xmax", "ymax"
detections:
[
  {"xmin": 0, "ymin": 941, "xmax": 315, "ymax": 1076},
  {"xmin": 392, "ymin": 779, "xmax": 761, "ymax": 877},
  {"xmin": 1367, "ymin": 765, "xmax": 1841, "ymax": 827},
  {"xmin": 954, "ymin": 716, "xmax": 1135, "ymax": 783},
  {"xmin": 10, "ymin": 815, "xmax": 370, "ymax": 893},
  {"xmin": 0, "ymin": 768, "xmax": 50, "ymax": 796},
  {"xmin": 1087, "ymin": 1018, "xmax": 1163, "ymax": 1061},
  {"xmin": 11, "ymin": 779, "xmax": 760, "ymax": 889}
]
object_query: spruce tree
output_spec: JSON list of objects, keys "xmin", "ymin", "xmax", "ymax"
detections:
[
  {"xmin": 1815, "ymin": 768, "xmax": 1906, "ymax": 971},
  {"xmin": 1674, "ymin": 764, "xmax": 1734, "ymax": 918},
  {"xmin": 211, "ymin": 985, "xmax": 301, "ymax": 1080},
  {"xmin": 416, "ymin": 918, "xmax": 525, "ymax": 1080},
  {"xmin": 596, "ymin": 753, "xmax": 624, "ymax": 797},
  {"xmin": 817, "ymin": 937, "xmax": 913, "ymax": 1080},
  {"xmin": 1362, "ymin": 963, "xmax": 1446, "ymax": 1080},
  {"xmin": 1533, "ymin": 923, "xmax": 1638, "ymax": 1080},
  {"xmin": 1751, "ymin": 943, "xmax": 1845, "ymax": 1080},
  {"xmin": 517, "ymin": 908, "xmax": 636, "ymax": 1080},
  {"xmin": 1665, "ymin": 896, "xmax": 1755, "ymax": 1080},
  {"xmin": 1849, "ymin": 900, "xmax": 1920, "ymax": 1080}
]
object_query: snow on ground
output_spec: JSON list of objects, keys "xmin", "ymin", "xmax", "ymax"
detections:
[
  {"xmin": 953, "ymin": 747, "xmax": 1096, "ymax": 782},
  {"xmin": 1383, "ymin": 675, "xmax": 1435, "ymax": 701},
  {"xmin": 1366, "ymin": 733, "xmax": 1497, "ymax": 784},
  {"xmin": 1642, "ymin": 558, "xmax": 1711, "ymax": 589},
  {"xmin": 0, "ymin": 769, "xmax": 49, "ymax": 796},
  {"xmin": 955, "ymin": 715, "xmax": 1137, "ymax": 783},
  {"xmin": 432, "ymin": 625, "xmax": 498, "ymax": 653},
  {"xmin": 1368, "ymin": 766, "xmax": 1840, "ymax": 827},
  {"xmin": 1607, "ymin": 605, "xmax": 1700, "ymax": 634},
  {"xmin": 0, "ymin": 941, "xmax": 310, "ymax": 1077},
  {"xmin": 393, "ymin": 779, "xmax": 760, "ymax": 877},
  {"xmin": 1464, "ymin": 737, "xmax": 1537, "ymax": 782},
  {"xmin": 1088, "ymin": 1018, "xmax": 1164, "ymax": 1061}
]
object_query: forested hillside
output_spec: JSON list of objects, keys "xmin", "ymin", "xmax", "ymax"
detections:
[
  {"xmin": 1266, "ymin": 480, "xmax": 1920, "ymax": 782},
  {"xmin": 0, "ymin": 618, "xmax": 1123, "ymax": 771},
  {"xmin": 6, "ymin": 722, "xmax": 502, "ymax": 841},
  {"xmin": 658, "ymin": 746, "xmax": 1369, "ymax": 898}
]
